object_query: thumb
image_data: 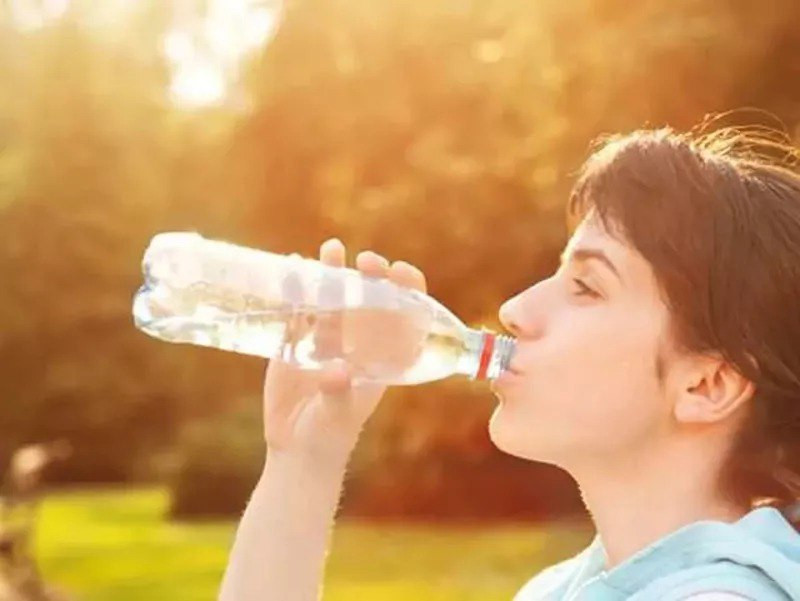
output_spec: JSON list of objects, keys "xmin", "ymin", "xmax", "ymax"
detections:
[{"xmin": 318, "ymin": 360, "xmax": 353, "ymax": 402}]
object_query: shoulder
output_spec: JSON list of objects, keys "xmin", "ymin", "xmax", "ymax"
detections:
[
  {"xmin": 634, "ymin": 561, "xmax": 793, "ymax": 601},
  {"xmin": 680, "ymin": 594, "xmax": 752, "ymax": 601},
  {"xmin": 513, "ymin": 544, "xmax": 599, "ymax": 601},
  {"xmin": 513, "ymin": 560, "xmax": 574, "ymax": 600}
]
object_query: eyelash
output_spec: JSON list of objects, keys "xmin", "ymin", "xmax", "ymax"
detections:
[{"xmin": 571, "ymin": 278, "xmax": 599, "ymax": 298}]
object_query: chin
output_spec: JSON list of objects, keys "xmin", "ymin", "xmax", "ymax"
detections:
[
  {"xmin": 488, "ymin": 405, "xmax": 528, "ymax": 458},
  {"xmin": 488, "ymin": 406, "xmax": 561, "ymax": 464}
]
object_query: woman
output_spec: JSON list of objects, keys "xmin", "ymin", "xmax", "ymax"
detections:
[{"xmin": 218, "ymin": 125, "xmax": 800, "ymax": 600}]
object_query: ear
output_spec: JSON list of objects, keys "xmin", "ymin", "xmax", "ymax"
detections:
[{"xmin": 673, "ymin": 354, "xmax": 755, "ymax": 425}]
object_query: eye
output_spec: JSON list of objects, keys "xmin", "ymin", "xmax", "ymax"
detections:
[{"xmin": 571, "ymin": 278, "xmax": 599, "ymax": 298}]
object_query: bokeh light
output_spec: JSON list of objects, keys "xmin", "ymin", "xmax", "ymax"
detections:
[
  {"xmin": 163, "ymin": 0, "xmax": 281, "ymax": 108},
  {"xmin": 1, "ymin": 1, "xmax": 798, "ymax": 599}
]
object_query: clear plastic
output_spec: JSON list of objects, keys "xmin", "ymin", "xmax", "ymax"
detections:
[{"xmin": 132, "ymin": 232, "xmax": 516, "ymax": 386}]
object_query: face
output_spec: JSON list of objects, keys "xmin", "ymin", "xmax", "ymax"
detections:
[{"xmin": 489, "ymin": 214, "xmax": 676, "ymax": 470}]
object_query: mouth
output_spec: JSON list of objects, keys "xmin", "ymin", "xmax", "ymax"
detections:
[{"xmin": 491, "ymin": 366, "xmax": 522, "ymax": 392}]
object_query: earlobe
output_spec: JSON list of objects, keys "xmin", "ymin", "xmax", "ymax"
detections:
[
  {"xmin": 674, "ymin": 399, "xmax": 706, "ymax": 423},
  {"xmin": 674, "ymin": 387, "xmax": 719, "ymax": 423}
]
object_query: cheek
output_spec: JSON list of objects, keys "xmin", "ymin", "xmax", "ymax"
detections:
[{"xmin": 490, "ymin": 305, "xmax": 666, "ymax": 459}]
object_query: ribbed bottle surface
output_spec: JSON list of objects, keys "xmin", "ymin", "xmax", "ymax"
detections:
[{"xmin": 133, "ymin": 232, "xmax": 517, "ymax": 385}]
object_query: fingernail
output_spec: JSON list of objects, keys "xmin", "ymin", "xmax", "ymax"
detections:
[{"xmin": 367, "ymin": 251, "xmax": 389, "ymax": 268}]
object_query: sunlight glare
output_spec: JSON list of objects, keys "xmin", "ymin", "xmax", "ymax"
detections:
[
  {"xmin": 163, "ymin": 30, "xmax": 194, "ymax": 64},
  {"xmin": 170, "ymin": 62, "xmax": 227, "ymax": 108},
  {"xmin": 8, "ymin": 0, "xmax": 70, "ymax": 31},
  {"xmin": 164, "ymin": 0, "xmax": 281, "ymax": 109}
]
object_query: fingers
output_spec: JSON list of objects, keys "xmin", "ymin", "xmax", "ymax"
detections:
[
  {"xmin": 314, "ymin": 238, "xmax": 428, "ymax": 394},
  {"xmin": 356, "ymin": 250, "xmax": 389, "ymax": 278},
  {"xmin": 320, "ymin": 238, "xmax": 346, "ymax": 267},
  {"xmin": 355, "ymin": 249, "xmax": 427, "ymax": 295},
  {"xmin": 389, "ymin": 260, "xmax": 427, "ymax": 294},
  {"xmin": 315, "ymin": 239, "xmax": 346, "ymax": 359},
  {"xmin": 318, "ymin": 360, "xmax": 352, "ymax": 398}
]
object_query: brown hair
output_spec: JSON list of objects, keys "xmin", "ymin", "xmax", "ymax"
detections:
[{"xmin": 567, "ymin": 122, "xmax": 800, "ymax": 525}]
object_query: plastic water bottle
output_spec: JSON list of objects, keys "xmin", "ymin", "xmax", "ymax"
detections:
[{"xmin": 132, "ymin": 232, "xmax": 516, "ymax": 386}]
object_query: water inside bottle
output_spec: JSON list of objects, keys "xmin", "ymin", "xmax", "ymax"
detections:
[{"xmin": 133, "ymin": 281, "xmax": 469, "ymax": 385}]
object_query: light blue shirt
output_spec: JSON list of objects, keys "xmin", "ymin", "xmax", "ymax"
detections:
[{"xmin": 514, "ymin": 504, "xmax": 800, "ymax": 600}]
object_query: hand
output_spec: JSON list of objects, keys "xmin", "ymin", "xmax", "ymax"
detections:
[{"xmin": 262, "ymin": 238, "xmax": 427, "ymax": 460}]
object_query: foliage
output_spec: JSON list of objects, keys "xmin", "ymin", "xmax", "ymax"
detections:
[
  {"xmin": 168, "ymin": 402, "xmax": 264, "ymax": 519},
  {"xmin": 35, "ymin": 487, "xmax": 593, "ymax": 601},
  {"xmin": 0, "ymin": 0, "xmax": 799, "ymax": 515}
]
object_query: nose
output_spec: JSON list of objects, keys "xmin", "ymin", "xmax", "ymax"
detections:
[
  {"xmin": 499, "ymin": 295, "xmax": 523, "ymax": 337},
  {"xmin": 498, "ymin": 278, "xmax": 552, "ymax": 339}
]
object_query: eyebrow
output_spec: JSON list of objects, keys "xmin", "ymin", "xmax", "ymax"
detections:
[{"xmin": 559, "ymin": 247, "xmax": 623, "ymax": 284}]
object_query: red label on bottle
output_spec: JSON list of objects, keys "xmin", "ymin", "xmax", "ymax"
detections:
[{"xmin": 476, "ymin": 332, "xmax": 495, "ymax": 380}]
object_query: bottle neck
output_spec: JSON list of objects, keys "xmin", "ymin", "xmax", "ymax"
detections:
[{"xmin": 458, "ymin": 328, "xmax": 516, "ymax": 380}]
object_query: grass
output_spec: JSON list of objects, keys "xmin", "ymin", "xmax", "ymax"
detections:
[{"xmin": 33, "ymin": 487, "xmax": 593, "ymax": 601}]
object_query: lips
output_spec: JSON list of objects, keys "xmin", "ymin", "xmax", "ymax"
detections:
[{"xmin": 492, "ymin": 366, "xmax": 521, "ymax": 391}]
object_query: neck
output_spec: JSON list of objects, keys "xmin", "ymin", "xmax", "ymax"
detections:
[{"xmin": 570, "ymin": 435, "xmax": 749, "ymax": 571}]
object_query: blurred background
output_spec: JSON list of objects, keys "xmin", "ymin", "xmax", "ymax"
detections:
[{"xmin": 0, "ymin": 0, "xmax": 798, "ymax": 599}]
